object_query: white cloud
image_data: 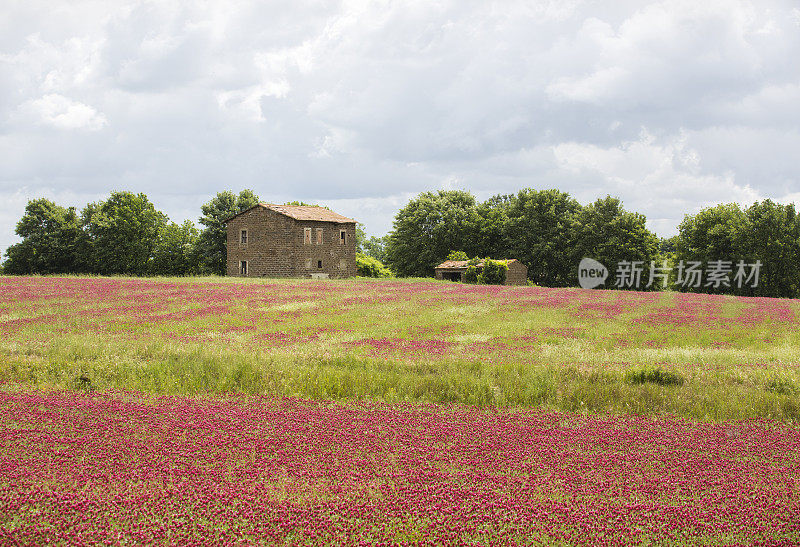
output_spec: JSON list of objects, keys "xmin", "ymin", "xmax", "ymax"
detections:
[
  {"xmin": 323, "ymin": 193, "xmax": 419, "ymax": 236},
  {"xmin": 1, "ymin": 0, "xmax": 799, "ymax": 253},
  {"xmin": 20, "ymin": 93, "xmax": 107, "ymax": 131},
  {"xmin": 544, "ymin": 1, "xmax": 788, "ymax": 113},
  {"xmin": 551, "ymin": 131, "xmax": 762, "ymax": 234}
]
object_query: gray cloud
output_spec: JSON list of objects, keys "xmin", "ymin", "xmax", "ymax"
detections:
[{"xmin": 1, "ymin": 0, "xmax": 798, "ymax": 252}]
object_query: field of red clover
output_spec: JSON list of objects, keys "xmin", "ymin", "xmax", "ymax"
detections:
[
  {"xmin": 1, "ymin": 276, "xmax": 798, "ymax": 363},
  {"xmin": 1, "ymin": 276, "xmax": 799, "ymax": 544},
  {"xmin": 3, "ymin": 391, "xmax": 800, "ymax": 545}
]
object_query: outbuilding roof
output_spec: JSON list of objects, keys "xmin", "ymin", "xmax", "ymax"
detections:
[
  {"xmin": 435, "ymin": 259, "xmax": 522, "ymax": 270},
  {"xmin": 225, "ymin": 203, "xmax": 356, "ymax": 224}
]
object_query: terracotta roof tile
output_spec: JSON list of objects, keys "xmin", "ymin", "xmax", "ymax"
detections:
[
  {"xmin": 262, "ymin": 204, "xmax": 356, "ymax": 223},
  {"xmin": 436, "ymin": 260, "xmax": 470, "ymax": 269},
  {"xmin": 225, "ymin": 203, "xmax": 356, "ymax": 224}
]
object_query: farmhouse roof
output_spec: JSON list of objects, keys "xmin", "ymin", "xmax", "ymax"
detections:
[
  {"xmin": 225, "ymin": 203, "xmax": 357, "ymax": 224},
  {"xmin": 435, "ymin": 259, "xmax": 522, "ymax": 270}
]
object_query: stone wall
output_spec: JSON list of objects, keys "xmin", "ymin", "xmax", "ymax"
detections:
[
  {"xmin": 226, "ymin": 207, "xmax": 357, "ymax": 278},
  {"xmin": 434, "ymin": 269, "xmax": 463, "ymax": 282},
  {"xmin": 434, "ymin": 261, "xmax": 528, "ymax": 285},
  {"xmin": 505, "ymin": 261, "xmax": 528, "ymax": 286}
]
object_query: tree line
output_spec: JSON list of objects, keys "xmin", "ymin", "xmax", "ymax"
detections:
[
  {"xmin": 372, "ymin": 189, "xmax": 800, "ymax": 298},
  {"xmin": 3, "ymin": 187, "xmax": 799, "ymax": 298},
  {"xmin": 2, "ymin": 190, "xmax": 259, "ymax": 276},
  {"xmin": 381, "ymin": 189, "xmax": 659, "ymax": 285}
]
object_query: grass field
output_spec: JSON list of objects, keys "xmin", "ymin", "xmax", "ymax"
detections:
[
  {"xmin": 1, "ymin": 275, "xmax": 800, "ymax": 544},
  {"xmin": 1, "ymin": 275, "xmax": 798, "ymax": 420}
]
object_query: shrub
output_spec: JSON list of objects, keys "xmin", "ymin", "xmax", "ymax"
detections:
[
  {"xmin": 463, "ymin": 265, "xmax": 479, "ymax": 284},
  {"xmin": 477, "ymin": 259, "xmax": 508, "ymax": 285},
  {"xmin": 74, "ymin": 373, "xmax": 95, "ymax": 392},
  {"xmin": 446, "ymin": 250, "xmax": 468, "ymax": 261},
  {"xmin": 625, "ymin": 366, "xmax": 685, "ymax": 386},
  {"xmin": 356, "ymin": 253, "xmax": 392, "ymax": 278}
]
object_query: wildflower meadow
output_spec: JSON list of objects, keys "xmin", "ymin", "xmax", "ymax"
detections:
[{"xmin": 1, "ymin": 275, "xmax": 799, "ymax": 544}]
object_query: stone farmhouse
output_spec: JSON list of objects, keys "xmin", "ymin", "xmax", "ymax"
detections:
[
  {"xmin": 225, "ymin": 203, "xmax": 357, "ymax": 279},
  {"xmin": 434, "ymin": 259, "xmax": 528, "ymax": 285}
]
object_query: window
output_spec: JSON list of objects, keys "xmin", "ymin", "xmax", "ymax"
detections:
[
  {"xmin": 239, "ymin": 261, "xmax": 248, "ymax": 276},
  {"xmin": 316, "ymin": 228, "xmax": 323, "ymax": 245},
  {"xmin": 317, "ymin": 260, "xmax": 323, "ymax": 269},
  {"xmin": 240, "ymin": 229, "xmax": 247, "ymax": 244},
  {"xmin": 339, "ymin": 230, "xmax": 346, "ymax": 244},
  {"xmin": 303, "ymin": 227, "xmax": 311, "ymax": 245}
]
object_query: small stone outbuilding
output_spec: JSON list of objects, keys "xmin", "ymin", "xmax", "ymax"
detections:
[
  {"xmin": 434, "ymin": 259, "xmax": 528, "ymax": 286},
  {"xmin": 225, "ymin": 203, "xmax": 357, "ymax": 279}
]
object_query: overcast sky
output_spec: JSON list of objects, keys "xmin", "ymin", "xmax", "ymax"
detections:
[{"xmin": 2, "ymin": 0, "xmax": 799, "ymax": 252}]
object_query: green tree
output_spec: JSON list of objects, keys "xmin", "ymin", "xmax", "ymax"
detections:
[
  {"xmin": 385, "ymin": 190, "xmax": 481, "ymax": 277},
  {"xmin": 675, "ymin": 203, "xmax": 747, "ymax": 294},
  {"xmin": 446, "ymin": 250, "xmax": 468, "ymax": 261},
  {"xmin": 572, "ymin": 196, "xmax": 660, "ymax": 289},
  {"xmin": 476, "ymin": 194, "xmax": 514, "ymax": 259},
  {"xmin": 196, "ymin": 189, "xmax": 259, "ymax": 275},
  {"xmin": 740, "ymin": 200, "xmax": 800, "ymax": 298},
  {"xmin": 150, "ymin": 220, "xmax": 200, "ymax": 276},
  {"xmin": 3, "ymin": 198, "xmax": 88, "ymax": 274},
  {"xmin": 2, "ymin": 242, "xmax": 33, "ymax": 275},
  {"xmin": 659, "ymin": 235, "xmax": 679, "ymax": 255},
  {"xmin": 674, "ymin": 201, "xmax": 800, "ymax": 297},
  {"xmin": 504, "ymin": 189, "xmax": 582, "ymax": 286},
  {"xmin": 676, "ymin": 204, "xmax": 745, "ymax": 265},
  {"xmin": 355, "ymin": 224, "xmax": 367, "ymax": 252},
  {"xmin": 283, "ymin": 201, "xmax": 320, "ymax": 206},
  {"xmin": 362, "ymin": 235, "xmax": 389, "ymax": 263},
  {"xmin": 83, "ymin": 192, "xmax": 168, "ymax": 275}
]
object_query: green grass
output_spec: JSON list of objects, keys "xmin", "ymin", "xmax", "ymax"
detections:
[{"xmin": 1, "ymin": 274, "xmax": 799, "ymax": 420}]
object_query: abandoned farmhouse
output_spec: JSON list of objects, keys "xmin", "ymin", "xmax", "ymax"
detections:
[
  {"xmin": 434, "ymin": 259, "xmax": 528, "ymax": 286},
  {"xmin": 225, "ymin": 203, "xmax": 357, "ymax": 279}
]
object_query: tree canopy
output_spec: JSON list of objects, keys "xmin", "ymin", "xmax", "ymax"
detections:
[
  {"xmin": 83, "ymin": 192, "xmax": 168, "ymax": 276},
  {"xmin": 385, "ymin": 190, "xmax": 481, "ymax": 277},
  {"xmin": 676, "ymin": 200, "xmax": 800, "ymax": 297},
  {"xmin": 150, "ymin": 220, "xmax": 200, "ymax": 276},
  {"xmin": 196, "ymin": 189, "xmax": 259, "ymax": 275},
  {"xmin": 571, "ymin": 196, "xmax": 660, "ymax": 289},
  {"xmin": 384, "ymin": 188, "xmax": 662, "ymax": 290},
  {"xmin": 504, "ymin": 189, "xmax": 582, "ymax": 287},
  {"xmin": 3, "ymin": 199, "xmax": 87, "ymax": 274}
]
